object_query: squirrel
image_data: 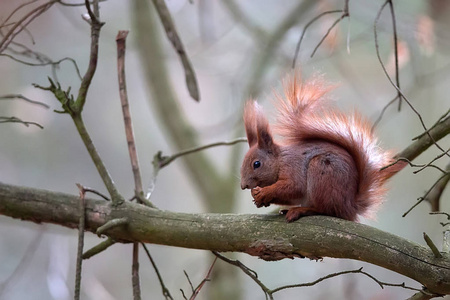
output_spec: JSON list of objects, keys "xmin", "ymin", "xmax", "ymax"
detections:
[{"xmin": 240, "ymin": 74, "xmax": 405, "ymax": 222}]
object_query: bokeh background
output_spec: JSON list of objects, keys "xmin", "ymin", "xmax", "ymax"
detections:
[{"xmin": 0, "ymin": 0, "xmax": 449, "ymax": 299}]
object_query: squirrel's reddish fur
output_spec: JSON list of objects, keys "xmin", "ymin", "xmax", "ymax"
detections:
[{"xmin": 240, "ymin": 74, "xmax": 404, "ymax": 222}]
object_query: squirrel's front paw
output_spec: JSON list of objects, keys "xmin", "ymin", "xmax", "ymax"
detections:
[{"xmin": 251, "ymin": 187, "xmax": 271, "ymax": 208}]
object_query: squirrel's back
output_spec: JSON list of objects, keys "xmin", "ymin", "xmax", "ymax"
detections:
[{"xmin": 274, "ymin": 74, "xmax": 400, "ymax": 218}]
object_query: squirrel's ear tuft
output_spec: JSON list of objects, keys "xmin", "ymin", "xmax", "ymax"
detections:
[
  {"xmin": 244, "ymin": 101, "xmax": 258, "ymax": 146},
  {"xmin": 254, "ymin": 104, "xmax": 275, "ymax": 152}
]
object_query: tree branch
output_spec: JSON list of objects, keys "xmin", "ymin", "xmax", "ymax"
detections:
[{"xmin": 0, "ymin": 182, "xmax": 449, "ymax": 295}]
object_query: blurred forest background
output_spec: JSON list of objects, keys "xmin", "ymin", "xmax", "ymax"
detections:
[{"xmin": 0, "ymin": 0, "xmax": 449, "ymax": 299}]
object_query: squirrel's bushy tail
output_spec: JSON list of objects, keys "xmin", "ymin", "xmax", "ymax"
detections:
[{"xmin": 274, "ymin": 74, "xmax": 402, "ymax": 218}]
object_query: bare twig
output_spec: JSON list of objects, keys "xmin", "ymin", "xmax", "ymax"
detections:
[
  {"xmin": 0, "ymin": 116, "xmax": 43, "ymax": 129},
  {"xmin": 132, "ymin": 243, "xmax": 141, "ymax": 300},
  {"xmin": 395, "ymin": 116, "xmax": 450, "ymax": 162},
  {"xmin": 292, "ymin": 0, "xmax": 349, "ymax": 66},
  {"xmin": 74, "ymin": 0, "xmax": 104, "ymax": 112},
  {"xmin": 271, "ymin": 267, "xmax": 426, "ymax": 294},
  {"xmin": 183, "ymin": 270, "xmax": 195, "ymax": 295},
  {"xmin": 413, "ymin": 109, "xmax": 450, "ymax": 141},
  {"xmin": 0, "ymin": 0, "xmax": 39, "ymax": 29},
  {"xmin": 74, "ymin": 184, "xmax": 87, "ymax": 300},
  {"xmin": 0, "ymin": 1, "xmax": 56, "ymax": 53},
  {"xmin": 187, "ymin": 257, "xmax": 217, "ymax": 300},
  {"xmin": 96, "ymin": 217, "xmax": 128, "ymax": 236},
  {"xmin": 8, "ymin": 54, "xmax": 79, "ymax": 81},
  {"xmin": 214, "ymin": 252, "xmax": 428, "ymax": 298},
  {"xmin": 213, "ymin": 252, "xmax": 272, "ymax": 298},
  {"xmin": 153, "ymin": 137, "xmax": 247, "ymax": 173},
  {"xmin": 116, "ymin": 30, "xmax": 154, "ymax": 208},
  {"xmin": 413, "ymin": 148, "xmax": 450, "ymax": 174},
  {"xmin": 423, "ymin": 232, "xmax": 443, "ymax": 259},
  {"xmin": 71, "ymin": 114, "xmax": 125, "ymax": 204},
  {"xmin": 430, "ymin": 212, "xmax": 450, "ymax": 220},
  {"xmin": 424, "ymin": 163, "xmax": 450, "ymax": 211},
  {"xmin": 151, "ymin": 0, "xmax": 199, "ymax": 101},
  {"xmin": 77, "ymin": 186, "xmax": 110, "ymax": 201},
  {"xmin": 0, "ymin": 94, "xmax": 49, "ymax": 108},
  {"xmin": 311, "ymin": 1, "xmax": 349, "ymax": 58},
  {"xmin": 387, "ymin": 0, "xmax": 402, "ymax": 111},
  {"xmin": 82, "ymin": 238, "xmax": 116, "ymax": 259},
  {"xmin": 403, "ymin": 172, "xmax": 450, "ymax": 218},
  {"xmin": 374, "ymin": 0, "xmax": 449, "ymax": 157},
  {"xmin": 141, "ymin": 244, "xmax": 173, "ymax": 300},
  {"xmin": 292, "ymin": 9, "xmax": 343, "ymax": 67},
  {"xmin": 371, "ymin": 95, "xmax": 397, "ymax": 133}
]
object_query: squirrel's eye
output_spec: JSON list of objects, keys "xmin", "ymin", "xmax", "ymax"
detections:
[{"xmin": 253, "ymin": 161, "xmax": 261, "ymax": 169}]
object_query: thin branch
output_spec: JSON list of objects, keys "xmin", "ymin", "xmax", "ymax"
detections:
[
  {"xmin": 74, "ymin": 184, "xmax": 87, "ymax": 300},
  {"xmin": 387, "ymin": 0, "xmax": 402, "ymax": 111},
  {"xmin": 141, "ymin": 244, "xmax": 173, "ymax": 300},
  {"xmin": 413, "ymin": 147, "xmax": 450, "ymax": 174},
  {"xmin": 96, "ymin": 217, "xmax": 128, "ymax": 236},
  {"xmin": 430, "ymin": 212, "xmax": 450, "ymax": 220},
  {"xmin": 183, "ymin": 270, "xmax": 195, "ymax": 295},
  {"xmin": 371, "ymin": 95, "xmax": 397, "ymax": 133},
  {"xmin": 213, "ymin": 252, "xmax": 271, "ymax": 298},
  {"xmin": 132, "ymin": 243, "xmax": 141, "ymax": 300},
  {"xmin": 0, "ymin": 1, "xmax": 56, "ymax": 53},
  {"xmin": 153, "ymin": 137, "xmax": 247, "ymax": 172},
  {"xmin": 116, "ymin": 30, "xmax": 154, "ymax": 208},
  {"xmin": 403, "ymin": 172, "xmax": 450, "ymax": 218},
  {"xmin": 0, "ymin": 52, "xmax": 82, "ymax": 81},
  {"xmin": 151, "ymin": 0, "xmax": 199, "ymax": 101},
  {"xmin": 394, "ymin": 115, "xmax": 450, "ymax": 162},
  {"xmin": 74, "ymin": 0, "xmax": 104, "ymax": 112},
  {"xmin": 214, "ymin": 252, "xmax": 429, "ymax": 298},
  {"xmin": 77, "ymin": 186, "xmax": 110, "ymax": 201},
  {"xmin": 374, "ymin": 0, "xmax": 449, "ymax": 157},
  {"xmin": 423, "ymin": 232, "xmax": 443, "ymax": 259},
  {"xmin": 0, "ymin": 0, "xmax": 39, "ymax": 29},
  {"xmin": 292, "ymin": 9, "xmax": 343, "ymax": 68},
  {"xmin": 187, "ymin": 258, "xmax": 217, "ymax": 300},
  {"xmin": 82, "ymin": 238, "xmax": 116, "ymax": 259},
  {"xmin": 310, "ymin": 1, "xmax": 349, "ymax": 58},
  {"xmin": 0, "ymin": 94, "xmax": 49, "ymax": 108},
  {"xmin": 116, "ymin": 30, "xmax": 146, "ymax": 299},
  {"xmin": 271, "ymin": 267, "xmax": 425, "ymax": 294},
  {"xmin": 413, "ymin": 109, "xmax": 450, "ymax": 141},
  {"xmin": 72, "ymin": 114, "xmax": 125, "ymax": 204},
  {"xmin": 424, "ymin": 163, "xmax": 450, "ymax": 211},
  {"xmin": 0, "ymin": 116, "xmax": 43, "ymax": 129}
]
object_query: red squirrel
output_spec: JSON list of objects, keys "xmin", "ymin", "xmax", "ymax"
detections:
[{"xmin": 240, "ymin": 74, "xmax": 404, "ymax": 222}]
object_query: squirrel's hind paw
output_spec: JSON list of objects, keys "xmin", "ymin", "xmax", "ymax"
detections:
[{"xmin": 284, "ymin": 207, "xmax": 321, "ymax": 222}]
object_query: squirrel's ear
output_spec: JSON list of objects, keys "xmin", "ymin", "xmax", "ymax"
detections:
[
  {"xmin": 244, "ymin": 101, "xmax": 257, "ymax": 146},
  {"xmin": 254, "ymin": 104, "xmax": 275, "ymax": 152}
]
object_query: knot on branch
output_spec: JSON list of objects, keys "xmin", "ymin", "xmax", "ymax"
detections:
[{"xmin": 247, "ymin": 238, "xmax": 319, "ymax": 261}]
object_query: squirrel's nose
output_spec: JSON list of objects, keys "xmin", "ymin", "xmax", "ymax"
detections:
[{"xmin": 241, "ymin": 183, "xmax": 248, "ymax": 190}]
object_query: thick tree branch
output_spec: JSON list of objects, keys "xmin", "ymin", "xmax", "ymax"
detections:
[{"xmin": 0, "ymin": 182, "xmax": 449, "ymax": 295}]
